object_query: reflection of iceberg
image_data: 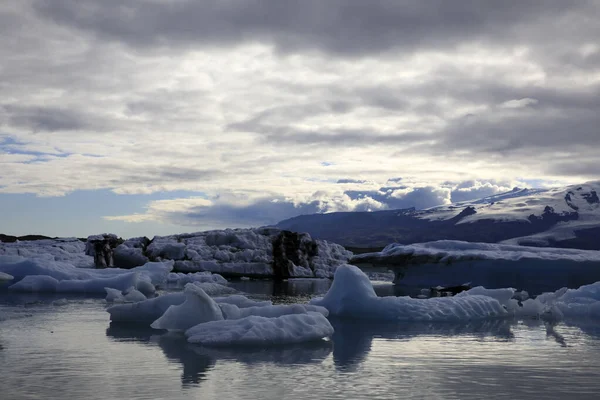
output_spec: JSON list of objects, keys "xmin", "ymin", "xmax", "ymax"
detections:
[
  {"xmin": 330, "ymin": 318, "xmax": 515, "ymax": 371},
  {"xmin": 106, "ymin": 323, "xmax": 331, "ymax": 387},
  {"xmin": 157, "ymin": 334, "xmax": 216, "ymax": 386}
]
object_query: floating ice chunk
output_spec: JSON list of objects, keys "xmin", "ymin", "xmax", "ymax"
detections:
[
  {"xmin": 0, "ymin": 256, "xmax": 172, "ymax": 294},
  {"xmin": 0, "ymin": 271, "xmax": 13, "ymax": 281},
  {"xmin": 150, "ymin": 284, "xmax": 224, "ymax": 331},
  {"xmin": 457, "ymin": 286, "xmax": 519, "ymax": 311},
  {"xmin": 105, "ymin": 287, "xmax": 147, "ymax": 303},
  {"xmin": 108, "ymin": 293, "xmax": 186, "ymax": 323},
  {"xmin": 185, "ymin": 312, "xmax": 334, "ymax": 346},
  {"xmin": 188, "ymin": 281, "xmax": 237, "ymax": 296},
  {"xmin": 108, "ymin": 293, "xmax": 270, "ymax": 323},
  {"xmin": 213, "ymin": 295, "xmax": 272, "ymax": 308},
  {"xmin": 219, "ymin": 303, "xmax": 329, "ymax": 320},
  {"xmin": 105, "ymin": 287, "xmax": 125, "ymax": 303},
  {"xmin": 311, "ymin": 265, "xmax": 508, "ymax": 321},
  {"xmin": 7, "ymin": 272, "xmax": 155, "ymax": 295},
  {"xmin": 166, "ymin": 272, "xmax": 228, "ymax": 286}
]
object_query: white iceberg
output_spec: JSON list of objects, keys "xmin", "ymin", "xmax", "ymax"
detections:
[
  {"xmin": 105, "ymin": 287, "xmax": 148, "ymax": 303},
  {"xmin": 0, "ymin": 256, "xmax": 174, "ymax": 295},
  {"xmin": 8, "ymin": 272, "xmax": 156, "ymax": 295},
  {"xmin": 219, "ymin": 303, "xmax": 329, "ymax": 320},
  {"xmin": 151, "ymin": 284, "xmax": 224, "ymax": 331},
  {"xmin": 353, "ymin": 241, "xmax": 600, "ymax": 290},
  {"xmin": 107, "ymin": 293, "xmax": 270, "ymax": 323},
  {"xmin": 310, "ymin": 265, "xmax": 508, "ymax": 321},
  {"xmin": 185, "ymin": 312, "xmax": 334, "ymax": 346},
  {"xmin": 0, "ymin": 271, "xmax": 13, "ymax": 281},
  {"xmin": 166, "ymin": 271, "xmax": 227, "ymax": 286}
]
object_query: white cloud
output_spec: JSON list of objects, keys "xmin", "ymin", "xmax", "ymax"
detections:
[{"xmin": 1, "ymin": 1, "xmax": 598, "ymax": 232}]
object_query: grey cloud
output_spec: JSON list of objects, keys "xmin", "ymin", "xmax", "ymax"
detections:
[
  {"xmin": 337, "ymin": 179, "xmax": 367, "ymax": 184},
  {"xmin": 33, "ymin": 1, "xmax": 596, "ymax": 57},
  {"xmin": 1, "ymin": 105, "xmax": 92, "ymax": 132}
]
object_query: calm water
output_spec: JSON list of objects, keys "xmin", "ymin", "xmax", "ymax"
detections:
[{"xmin": 2, "ymin": 282, "xmax": 600, "ymax": 400}]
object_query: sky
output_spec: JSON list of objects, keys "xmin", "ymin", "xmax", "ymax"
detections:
[{"xmin": 1, "ymin": 0, "xmax": 599, "ymax": 238}]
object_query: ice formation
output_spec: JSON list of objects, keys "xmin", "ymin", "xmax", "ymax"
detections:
[
  {"xmin": 353, "ymin": 241, "xmax": 600, "ymax": 290},
  {"xmin": 150, "ymin": 228, "xmax": 352, "ymax": 278},
  {"xmin": 107, "ymin": 293, "xmax": 271, "ymax": 323},
  {"xmin": 0, "ymin": 256, "xmax": 174, "ymax": 295},
  {"xmin": 105, "ymin": 287, "xmax": 148, "ymax": 303},
  {"xmin": 219, "ymin": 303, "xmax": 329, "ymax": 320},
  {"xmin": 0, "ymin": 238, "xmax": 93, "ymax": 268},
  {"xmin": 150, "ymin": 284, "xmax": 224, "ymax": 331},
  {"xmin": 185, "ymin": 312, "xmax": 334, "ymax": 346},
  {"xmin": 311, "ymin": 265, "xmax": 508, "ymax": 321},
  {"xmin": 0, "ymin": 228, "xmax": 351, "ymax": 280},
  {"xmin": 0, "ymin": 272, "xmax": 13, "ymax": 281}
]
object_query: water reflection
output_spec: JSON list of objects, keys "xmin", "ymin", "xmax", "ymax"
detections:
[
  {"xmin": 330, "ymin": 318, "xmax": 516, "ymax": 371},
  {"xmin": 106, "ymin": 322, "xmax": 332, "ymax": 387}
]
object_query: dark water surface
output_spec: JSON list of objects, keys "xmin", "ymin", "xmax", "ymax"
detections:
[{"xmin": 2, "ymin": 282, "xmax": 600, "ymax": 400}]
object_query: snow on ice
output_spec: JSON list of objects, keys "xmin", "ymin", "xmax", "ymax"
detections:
[
  {"xmin": 185, "ymin": 312, "xmax": 334, "ymax": 347},
  {"xmin": 354, "ymin": 240, "xmax": 600, "ymax": 291}
]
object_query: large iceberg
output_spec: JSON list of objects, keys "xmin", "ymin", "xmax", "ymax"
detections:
[
  {"xmin": 148, "ymin": 228, "xmax": 352, "ymax": 278},
  {"xmin": 310, "ymin": 265, "xmax": 508, "ymax": 321},
  {"xmin": 0, "ymin": 238, "xmax": 93, "ymax": 268},
  {"xmin": 185, "ymin": 312, "xmax": 334, "ymax": 346},
  {"xmin": 353, "ymin": 240, "xmax": 600, "ymax": 291}
]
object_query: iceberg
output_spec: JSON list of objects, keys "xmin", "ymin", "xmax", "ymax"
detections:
[
  {"xmin": 150, "ymin": 284, "xmax": 224, "ymax": 331},
  {"xmin": 219, "ymin": 303, "xmax": 329, "ymax": 320},
  {"xmin": 105, "ymin": 287, "xmax": 148, "ymax": 303},
  {"xmin": 0, "ymin": 256, "xmax": 174, "ymax": 295},
  {"xmin": 310, "ymin": 265, "xmax": 508, "ymax": 321},
  {"xmin": 185, "ymin": 312, "xmax": 334, "ymax": 346},
  {"xmin": 8, "ymin": 272, "xmax": 157, "ymax": 295},
  {"xmin": 108, "ymin": 293, "xmax": 186, "ymax": 323},
  {"xmin": 107, "ymin": 293, "xmax": 271, "ymax": 323},
  {"xmin": 353, "ymin": 241, "xmax": 600, "ymax": 292},
  {"xmin": 0, "ymin": 272, "xmax": 13, "ymax": 282}
]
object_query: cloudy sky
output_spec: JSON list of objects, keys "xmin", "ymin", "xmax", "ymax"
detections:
[{"xmin": 1, "ymin": 0, "xmax": 599, "ymax": 238}]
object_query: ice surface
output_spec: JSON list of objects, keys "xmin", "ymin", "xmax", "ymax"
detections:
[
  {"xmin": 361, "ymin": 240, "xmax": 600, "ymax": 263},
  {"xmin": 311, "ymin": 265, "xmax": 508, "ymax": 321},
  {"xmin": 185, "ymin": 312, "xmax": 334, "ymax": 346},
  {"xmin": 355, "ymin": 241, "xmax": 600, "ymax": 291},
  {"xmin": 0, "ymin": 256, "xmax": 174, "ymax": 295},
  {"xmin": 187, "ymin": 282, "xmax": 237, "ymax": 296},
  {"xmin": 219, "ymin": 303, "xmax": 329, "ymax": 320},
  {"xmin": 166, "ymin": 272, "xmax": 227, "ymax": 286},
  {"xmin": 0, "ymin": 272, "xmax": 13, "ymax": 281},
  {"xmin": 150, "ymin": 284, "xmax": 224, "ymax": 331},
  {"xmin": 107, "ymin": 292, "xmax": 269, "ymax": 323},
  {"xmin": 105, "ymin": 287, "xmax": 148, "ymax": 303},
  {"xmin": 8, "ymin": 272, "xmax": 157, "ymax": 295},
  {"xmin": 212, "ymin": 295, "xmax": 272, "ymax": 308},
  {"xmin": 108, "ymin": 293, "xmax": 186, "ymax": 323},
  {"xmin": 152, "ymin": 228, "xmax": 351, "ymax": 278},
  {"xmin": 0, "ymin": 238, "xmax": 93, "ymax": 268}
]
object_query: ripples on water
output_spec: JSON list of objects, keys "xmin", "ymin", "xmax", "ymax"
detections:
[{"xmin": 2, "ymin": 287, "xmax": 600, "ymax": 400}]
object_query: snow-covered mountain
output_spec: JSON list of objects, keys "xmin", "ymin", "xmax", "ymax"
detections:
[{"xmin": 275, "ymin": 181, "xmax": 600, "ymax": 250}]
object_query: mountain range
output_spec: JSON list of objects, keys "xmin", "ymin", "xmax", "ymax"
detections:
[{"xmin": 275, "ymin": 182, "xmax": 600, "ymax": 250}]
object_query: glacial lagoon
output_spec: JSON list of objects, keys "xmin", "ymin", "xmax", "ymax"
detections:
[{"xmin": 2, "ymin": 281, "xmax": 600, "ymax": 400}]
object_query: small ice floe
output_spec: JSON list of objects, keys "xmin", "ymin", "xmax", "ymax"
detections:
[
  {"xmin": 105, "ymin": 287, "xmax": 148, "ymax": 303},
  {"xmin": 185, "ymin": 312, "xmax": 334, "ymax": 346}
]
